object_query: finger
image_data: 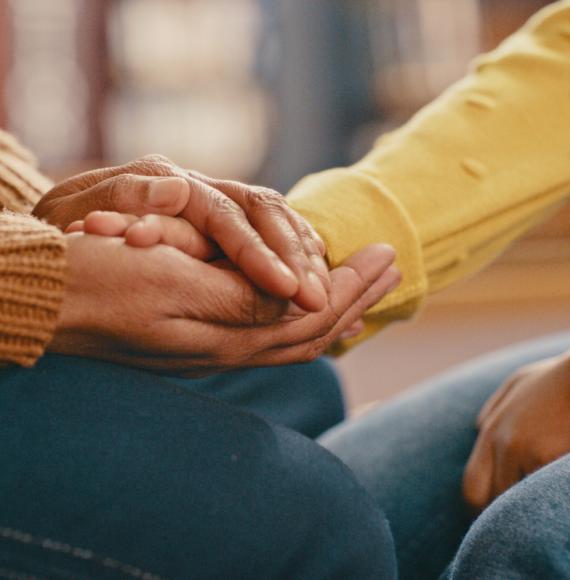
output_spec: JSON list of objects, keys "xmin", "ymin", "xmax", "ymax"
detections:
[
  {"xmin": 245, "ymin": 265, "xmax": 400, "ymax": 367},
  {"xmin": 263, "ymin": 244, "xmax": 397, "ymax": 349},
  {"xmin": 51, "ymin": 174, "xmax": 190, "ymax": 229},
  {"xmin": 262, "ymin": 268, "xmax": 401, "ymax": 366},
  {"xmin": 125, "ymin": 215, "xmax": 217, "ymax": 260},
  {"xmin": 46, "ymin": 154, "xmax": 186, "ymax": 197},
  {"xmin": 463, "ymin": 432, "xmax": 495, "ymax": 514},
  {"xmin": 284, "ymin": 205, "xmax": 331, "ymax": 290},
  {"xmin": 83, "ymin": 211, "xmax": 138, "ymax": 237},
  {"xmin": 189, "ymin": 172, "xmax": 330, "ymax": 308},
  {"xmin": 110, "ymin": 249, "xmax": 396, "ymax": 370},
  {"xmin": 492, "ymin": 442, "xmax": 523, "ymax": 502},
  {"xmin": 244, "ymin": 204, "xmax": 329, "ymax": 312},
  {"xmin": 178, "ymin": 179, "xmax": 301, "ymax": 303},
  {"xmin": 338, "ymin": 319, "xmax": 365, "ymax": 341},
  {"xmin": 477, "ymin": 375, "xmax": 518, "ymax": 427},
  {"xmin": 239, "ymin": 245, "xmax": 398, "ymax": 363},
  {"xmin": 65, "ymin": 220, "xmax": 85, "ymax": 233}
]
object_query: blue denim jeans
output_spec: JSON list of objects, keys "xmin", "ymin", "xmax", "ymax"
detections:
[
  {"xmin": 321, "ymin": 331, "xmax": 570, "ymax": 580},
  {"xmin": 0, "ymin": 355, "xmax": 396, "ymax": 579}
]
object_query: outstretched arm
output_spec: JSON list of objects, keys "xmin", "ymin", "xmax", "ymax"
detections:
[{"xmin": 288, "ymin": 1, "xmax": 570, "ymax": 352}]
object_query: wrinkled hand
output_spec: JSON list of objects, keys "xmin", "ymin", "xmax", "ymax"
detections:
[
  {"xmin": 68, "ymin": 211, "xmax": 369, "ymax": 342},
  {"xmin": 51, "ymin": 233, "xmax": 400, "ymax": 376},
  {"xmin": 33, "ymin": 155, "xmax": 329, "ymax": 311},
  {"xmin": 463, "ymin": 353, "xmax": 570, "ymax": 512}
]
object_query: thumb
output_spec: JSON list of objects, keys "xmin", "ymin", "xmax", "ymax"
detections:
[{"xmin": 54, "ymin": 174, "xmax": 190, "ymax": 228}]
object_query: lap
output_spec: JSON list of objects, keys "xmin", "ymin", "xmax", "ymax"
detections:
[
  {"xmin": 169, "ymin": 357, "xmax": 343, "ymax": 438},
  {"xmin": 321, "ymin": 331, "xmax": 570, "ymax": 580},
  {"xmin": 446, "ymin": 452, "xmax": 570, "ymax": 579},
  {"xmin": 0, "ymin": 355, "xmax": 393, "ymax": 579}
]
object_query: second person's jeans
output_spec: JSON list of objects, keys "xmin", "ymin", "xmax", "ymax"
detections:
[{"xmin": 322, "ymin": 331, "xmax": 570, "ymax": 579}]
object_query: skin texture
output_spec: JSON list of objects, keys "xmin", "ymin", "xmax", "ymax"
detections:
[
  {"xmin": 463, "ymin": 352, "xmax": 570, "ymax": 512},
  {"xmin": 67, "ymin": 211, "xmax": 370, "ymax": 342},
  {"xmin": 51, "ymin": 234, "xmax": 400, "ymax": 377},
  {"xmin": 33, "ymin": 155, "xmax": 330, "ymax": 312}
]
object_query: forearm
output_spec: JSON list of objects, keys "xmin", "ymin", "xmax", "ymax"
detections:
[
  {"xmin": 288, "ymin": 1, "xmax": 570, "ymax": 352},
  {"xmin": 0, "ymin": 212, "xmax": 66, "ymax": 366}
]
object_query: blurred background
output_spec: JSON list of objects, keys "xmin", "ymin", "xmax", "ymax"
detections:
[{"xmin": 0, "ymin": 0, "xmax": 568, "ymax": 408}]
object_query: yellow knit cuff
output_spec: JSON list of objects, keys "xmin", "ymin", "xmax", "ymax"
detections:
[{"xmin": 288, "ymin": 168, "xmax": 428, "ymax": 354}]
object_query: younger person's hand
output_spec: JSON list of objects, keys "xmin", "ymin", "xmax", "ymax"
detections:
[
  {"xmin": 66, "ymin": 211, "xmax": 218, "ymax": 261},
  {"xmin": 463, "ymin": 352, "xmax": 570, "ymax": 512}
]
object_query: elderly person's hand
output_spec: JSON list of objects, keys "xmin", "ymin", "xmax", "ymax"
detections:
[
  {"xmin": 51, "ymin": 233, "xmax": 400, "ymax": 376},
  {"xmin": 463, "ymin": 352, "xmax": 570, "ymax": 512},
  {"xmin": 33, "ymin": 155, "xmax": 329, "ymax": 312}
]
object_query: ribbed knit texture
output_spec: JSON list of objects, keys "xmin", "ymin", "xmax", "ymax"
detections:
[{"xmin": 0, "ymin": 129, "xmax": 66, "ymax": 366}]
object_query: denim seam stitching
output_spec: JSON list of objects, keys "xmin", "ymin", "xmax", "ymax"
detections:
[
  {"xmin": 0, "ymin": 527, "xmax": 163, "ymax": 580},
  {"xmin": 0, "ymin": 566, "xmax": 42, "ymax": 580}
]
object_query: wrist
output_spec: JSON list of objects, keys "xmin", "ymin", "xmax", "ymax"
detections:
[{"xmin": 53, "ymin": 234, "xmax": 96, "ymax": 336}]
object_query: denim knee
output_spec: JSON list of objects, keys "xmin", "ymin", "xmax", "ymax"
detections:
[
  {"xmin": 0, "ymin": 356, "xmax": 391, "ymax": 579},
  {"xmin": 267, "ymin": 424, "xmax": 397, "ymax": 580},
  {"xmin": 292, "ymin": 357, "xmax": 345, "ymax": 437},
  {"xmin": 448, "ymin": 454, "xmax": 570, "ymax": 579},
  {"xmin": 169, "ymin": 357, "xmax": 345, "ymax": 438}
]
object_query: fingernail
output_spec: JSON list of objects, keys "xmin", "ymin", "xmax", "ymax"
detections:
[
  {"xmin": 128, "ymin": 220, "xmax": 146, "ymax": 234},
  {"xmin": 339, "ymin": 330, "xmax": 359, "ymax": 341},
  {"xmin": 339, "ymin": 321, "xmax": 365, "ymax": 341},
  {"xmin": 148, "ymin": 177, "xmax": 187, "ymax": 207},
  {"xmin": 385, "ymin": 268, "xmax": 402, "ymax": 293},
  {"xmin": 378, "ymin": 243, "xmax": 396, "ymax": 259}
]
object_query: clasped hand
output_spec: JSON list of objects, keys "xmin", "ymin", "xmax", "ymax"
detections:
[{"xmin": 34, "ymin": 155, "xmax": 400, "ymax": 375}]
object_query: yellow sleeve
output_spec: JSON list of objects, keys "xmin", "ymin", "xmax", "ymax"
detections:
[{"xmin": 288, "ymin": 1, "xmax": 570, "ymax": 353}]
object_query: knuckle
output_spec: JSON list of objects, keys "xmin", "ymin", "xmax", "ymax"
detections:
[
  {"xmin": 248, "ymin": 187, "xmax": 285, "ymax": 210},
  {"xmin": 206, "ymin": 195, "xmax": 246, "ymax": 235},
  {"xmin": 213, "ymin": 194, "xmax": 241, "ymax": 214},
  {"xmin": 108, "ymin": 173, "xmax": 137, "ymax": 208},
  {"xmin": 139, "ymin": 153, "xmax": 172, "ymax": 166},
  {"xmin": 132, "ymin": 154, "xmax": 178, "ymax": 177}
]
